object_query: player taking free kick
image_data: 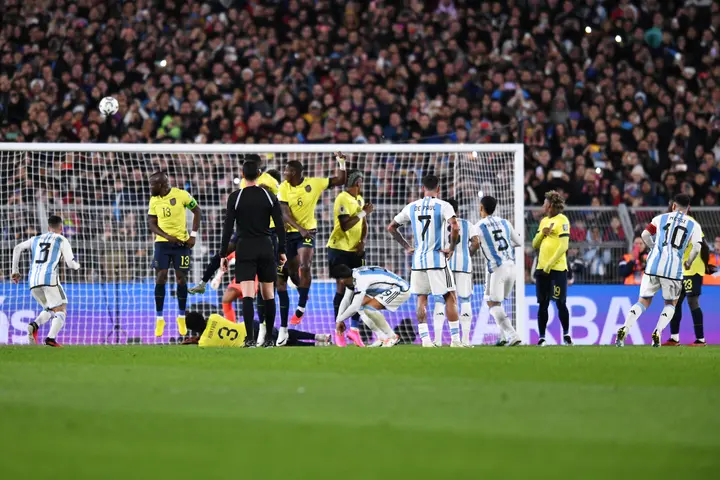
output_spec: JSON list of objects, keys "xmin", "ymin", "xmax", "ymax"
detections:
[
  {"xmin": 11, "ymin": 215, "xmax": 81, "ymax": 347},
  {"xmin": 148, "ymin": 171, "xmax": 202, "ymax": 338}
]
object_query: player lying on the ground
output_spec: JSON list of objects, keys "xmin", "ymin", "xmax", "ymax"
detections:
[
  {"xmin": 331, "ymin": 265, "xmax": 409, "ymax": 347},
  {"xmin": 477, "ymin": 195, "xmax": 523, "ymax": 346},
  {"xmin": 11, "ymin": 215, "xmax": 81, "ymax": 347},
  {"xmin": 183, "ymin": 312, "xmax": 331, "ymax": 347},
  {"xmin": 616, "ymin": 194, "xmax": 702, "ymax": 347}
]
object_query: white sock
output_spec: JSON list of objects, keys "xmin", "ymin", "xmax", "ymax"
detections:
[
  {"xmin": 366, "ymin": 309, "xmax": 395, "ymax": 337},
  {"xmin": 459, "ymin": 299, "xmax": 472, "ymax": 344},
  {"xmin": 698, "ymin": 337, "xmax": 705, "ymax": 343},
  {"xmin": 623, "ymin": 302, "xmax": 646, "ymax": 330},
  {"xmin": 432, "ymin": 300, "xmax": 445, "ymax": 343},
  {"xmin": 48, "ymin": 311, "xmax": 66, "ymax": 340},
  {"xmin": 670, "ymin": 333, "xmax": 679, "ymax": 342},
  {"xmin": 360, "ymin": 311, "xmax": 387, "ymax": 340},
  {"xmin": 418, "ymin": 322, "xmax": 430, "ymax": 342},
  {"xmin": 34, "ymin": 310, "xmax": 52, "ymax": 326},
  {"xmin": 655, "ymin": 305, "xmax": 676, "ymax": 334},
  {"xmin": 448, "ymin": 320, "xmax": 460, "ymax": 342},
  {"xmin": 490, "ymin": 305, "xmax": 516, "ymax": 339}
]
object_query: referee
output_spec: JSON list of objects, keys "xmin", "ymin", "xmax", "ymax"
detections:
[{"xmin": 220, "ymin": 159, "xmax": 287, "ymax": 348}]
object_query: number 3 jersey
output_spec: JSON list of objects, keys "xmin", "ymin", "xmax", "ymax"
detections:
[
  {"xmin": 12, "ymin": 232, "xmax": 80, "ymax": 288},
  {"xmin": 476, "ymin": 216, "xmax": 522, "ymax": 273},
  {"xmin": 393, "ymin": 197, "xmax": 456, "ymax": 270},
  {"xmin": 645, "ymin": 211, "xmax": 702, "ymax": 280}
]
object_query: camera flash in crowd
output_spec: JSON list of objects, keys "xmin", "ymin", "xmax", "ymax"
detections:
[
  {"xmin": 615, "ymin": 35, "xmax": 622, "ymax": 44},
  {"xmin": 159, "ymin": 59, "xmax": 167, "ymax": 67},
  {"xmin": 585, "ymin": 26, "xmax": 592, "ymax": 34},
  {"xmin": 595, "ymin": 168, "xmax": 602, "ymax": 174}
]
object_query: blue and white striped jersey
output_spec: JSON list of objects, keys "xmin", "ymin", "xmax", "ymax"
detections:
[
  {"xmin": 11, "ymin": 232, "xmax": 81, "ymax": 288},
  {"xmin": 446, "ymin": 218, "xmax": 479, "ymax": 273},
  {"xmin": 645, "ymin": 211, "xmax": 702, "ymax": 280},
  {"xmin": 393, "ymin": 197, "xmax": 456, "ymax": 270},
  {"xmin": 476, "ymin": 216, "xmax": 522, "ymax": 273},
  {"xmin": 353, "ymin": 266, "xmax": 410, "ymax": 296}
]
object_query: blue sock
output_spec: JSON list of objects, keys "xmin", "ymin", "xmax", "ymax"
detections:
[{"xmin": 295, "ymin": 287, "xmax": 309, "ymax": 318}]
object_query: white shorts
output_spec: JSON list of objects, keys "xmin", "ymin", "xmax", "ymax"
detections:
[
  {"xmin": 31, "ymin": 285, "xmax": 68, "ymax": 310},
  {"xmin": 485, "ymin": 263, "xmax": 515, "ymax": 303},
  {"xmin": 639, "ymin": 275, "xmax": 682, "ymax": 301},
  {"xmin": 453, "ymin": 271, "xmax": 473, "ymax": 299},
  {"xmin": 410, "ymin": 267, "xmax": 456, "ymax": 296},
  {"xmin": 374, "ymin": 288, "xmax": 411, "ymax": 312}
]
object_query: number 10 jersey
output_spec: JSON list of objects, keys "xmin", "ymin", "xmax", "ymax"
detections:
[
  {"xmin": 645, "ymin": 211, "xmax": 702, "ymax": 280},
  {"xmin": 393, "ymin": 197, "xmax": 456, "ymax": 270}
]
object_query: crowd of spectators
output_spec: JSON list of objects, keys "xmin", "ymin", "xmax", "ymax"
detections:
[{"xmin": 1, "ymin": 0, "xmax": 720, "ymax": 283}]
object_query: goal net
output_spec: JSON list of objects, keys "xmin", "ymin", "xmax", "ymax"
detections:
[{"xmin": 0, "ymin": 144, "xmax": 524, "ymax": 345}]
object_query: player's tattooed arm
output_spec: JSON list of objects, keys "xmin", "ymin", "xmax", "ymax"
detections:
[{"xmin": 387, "ymin": 220, "xmax": 414, "ymax": 253}]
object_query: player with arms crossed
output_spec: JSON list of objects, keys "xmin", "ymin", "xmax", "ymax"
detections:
[
  {"xmin": 616, "ymin": 194, "xmax": 703, "ymax": 347},
  {"xmin": 477, "ymin": 196, "xmax": 523, "ymax": 346},
  {"xmin": 11, "ymin": 215, "xmax": 81, "ymax": 347},
  {"xmin": 277, "ymin": 153, "xmax": 347, "ymax": 329},
  {"xmin": 532, "ymin": 190, "xmax": 572, "ymax": 346},
  {"xmin": 148, "ymin": 171, "xmax": 201, "ymax": 337},
  {"xmin": 387, "ymin": 174, "xmax": 463, "ymax": 347},
  {"xmin": 327, "ymin": 170, "xmax": 373, "ymax": 347},
  {"xmin": 433, "ymin": 199, "xmax": 479, "ymax": 346},
  {"xmin": 331, "ymin": 265, "xmax": 408, "ymax": 347}
]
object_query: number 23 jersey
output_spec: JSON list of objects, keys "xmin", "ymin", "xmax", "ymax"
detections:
[
  {"xmin": 645, "ymin": 211, "xmax": 702, "ymax": 280},
  {"xmin": 393, "ymin": 197, "xmax": 456, "ymax": 270}
]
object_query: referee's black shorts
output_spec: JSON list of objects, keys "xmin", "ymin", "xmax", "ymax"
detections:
[{"xmin": 235, "ymin": 237, "xmax": 276, "ymax": 283}]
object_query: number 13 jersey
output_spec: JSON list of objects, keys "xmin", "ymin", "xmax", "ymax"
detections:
[
  {"xmin": 393, "ymin": 197, "xmax": 456, "ymax": 270},
  {"xmin": 645, "ymin": 211, "xmax": 702, "ymax": 280}
]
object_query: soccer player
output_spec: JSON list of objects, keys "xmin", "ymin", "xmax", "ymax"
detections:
[
  {"xmin": 148, "ymin": 171, "xmax": 201, "ymax": 337},
  {"xmin": 433, "ymin": 199, "xmax": 479, "ymax": 346},
  {"xmin": 616, "ymin": 194, "xmax": 703, "ymax": 347},
  {"xmin": 327, "ymin": 170, "xmax": 373, "ymax": 347},
  {"xmin": 387, "ymin": 174, "xmax": 463, "ymax": 347},
  {"xmin": 11, "ymin": 215, "xmax": 81, "ymax": 347},
  {"xmin": 532, "ymin": 190, "xmax": 572, "ymax": 346},
  {"xmin": 331, "ymin": 265, "xmax": 409, "ymax": 347},
  {"xmin": 477, "ymin": 196, "xmax": 523, "ymax": 346},
  {"xmin": 183, "ymin": 311, "xmax": 331, "ymax": 347},
  {"xmin": 220, "ymin": 160, "xmax": 286, "ymax": 348},
  {"xmin": 277, "ymin": 152, "xmax": 347, "ymax": 329}
]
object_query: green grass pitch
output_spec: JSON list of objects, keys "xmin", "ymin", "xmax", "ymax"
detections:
[{"xmin": 1, "ymin": 346, "xmax": 719, "ymax": 479}]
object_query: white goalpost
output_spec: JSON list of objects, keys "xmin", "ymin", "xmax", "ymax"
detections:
[{"xmin": 0, "ymin": 143, "xmax": 524, "ymax": 345}]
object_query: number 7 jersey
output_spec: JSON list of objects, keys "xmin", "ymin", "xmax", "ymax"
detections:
[
  {"xmin": 645, "ymin": 211, "xmax": 702, "ymax": 280},
  {"xmin": 393, "ymin": 197, "xmax": 456, "ymax": 270}
]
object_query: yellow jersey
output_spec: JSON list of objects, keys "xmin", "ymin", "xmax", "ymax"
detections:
[
  {"xmin": 241, "ymin": 172, "xmax": 280, "ymax": 228},
  {"xmin": 536, "ymin": 213, "xmax": 570, "ymax": 272},
  {"xmin": 683, "ymin": 215, "xmax": 705, "ymax": 277},
  {"xmin": 198, "ymin": 314, "xmax": 247, "ymax": 347},
  {"xmin": 278, "ymin": 177, "xmax": 330, "ymax": 232},
  {"xmin": 327, "ymin": 191, "xmax": 365, "ymax": 251},
  {"xmin": 148, "ymin": 188, "xmax": 197, "ymax": 242}
]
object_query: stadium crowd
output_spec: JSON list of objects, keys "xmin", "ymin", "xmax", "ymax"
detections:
[{"xmin": 1, "ymin": 0, "xmax": 720, "ymax": 284}]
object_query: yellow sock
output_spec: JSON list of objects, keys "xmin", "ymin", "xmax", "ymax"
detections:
[
  {"xmin": 176, "ymin": 316, "xmax": 187, "ymax": 336},
  {"xmin": 154, "ymin": 317, "xmax": 165, "ymax": 337}
]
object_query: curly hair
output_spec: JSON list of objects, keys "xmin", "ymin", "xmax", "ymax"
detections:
[{"xmin": 545, "ymin": 190, "xmax": 565, "ymax": 212}]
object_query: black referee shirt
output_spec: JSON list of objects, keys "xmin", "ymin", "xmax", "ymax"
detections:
[{"xmin": 220, "ymin": 185, "xmax": 286, "ymax": 256}]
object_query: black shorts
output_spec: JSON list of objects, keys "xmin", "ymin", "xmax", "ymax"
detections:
[
  {"xmin": 682, "ymin": 274, "xmax": 702, "ymax": 297},
  {"xmin": 327, "ymin": 247, "xmax": 365, "ymax": 270},
  {"xmin": 535, "ymin": 269, "xmax": 567, "ymax": 304},
  {"xmin": 153, "ymin": 242, "xmax": 191, "ymax": 271},
  {"xmin": 235, "ymin": 237, "xmax": 276, "ymax": 283},
  {"xmin": 287, "ymin": 231, "xmax": 315, "ymax": 260}
]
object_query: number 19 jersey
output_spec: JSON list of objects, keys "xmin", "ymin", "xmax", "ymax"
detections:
[
  {"xmin": 645, "ymin": 211, "xmax": 702, "ymax": 280},
  {"xmin": 393, "ymin": 197, "xmax": 456, "ymax": 270}
]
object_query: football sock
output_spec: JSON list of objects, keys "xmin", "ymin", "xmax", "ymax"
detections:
[
  {"xmin": 691, "ymin": 308, "xmax": 704, "ymax": 341},
  {"xmin": 359, "ymin": 312, "xmax": 386, "ymax": 340},
  {"xmin": 263, "ymin": 296, "xmax": 276, "ymax": 331},
  {"xmin": 557, "ymin": 301, "xmax": 570, "ymax": 336},
  {"xmin": 295, "ymin": 287, "xmax": 309, "ymax": 318},
  {"xmin": 418, "ymin": 323, "xmax": 430, "ymax": 342},
  {"xmin": 48, "ymin": 311, "xmax": 66, "ymax": 340},
  {"xmin": 448, "ymin": 320, "xmax": 461, "ymax": 342},
  {"xmin": 34, "ymin": 310, "xmax": 52, "ymax": 326},
  {"xmin": 537, "ymin": 300, "xmax": 550, "ymax": 338},
  {"xmin": 459, "ymin": 297, "xmax": 472, "ymax": 344},
  {"xmin": 242, "ymin": 297, "xmax": 255, "ymax": 342},
  {"xmin": 278, "ymin": 290, "xmax": 290, "ymax": 327},
  {"xmin": 623, "ymin": 302, "xmax": 646, "ymax": 330},
  {"xmin": 655, "ymin": 304, "xmax": 676, "ymax": 334},
  {"xmin": 222, "ymin": 302, "xmax": 236, "ymax": 323},
  {"xmin": 365, "ymin": 309, "xmax": 395, "ymax": 337},
  {"xmin": 203, "ymin": 253, "xmax": 222, "ymax": 283},
  {"xmin": 670, "ymin": 333, "xmax": 679, "ymax": 342},
  {"xmin": 433, "ymin": 297, "xmax": 445, "ymax": 343},
  {"xmin": 669, "ymin": 301, "xmax": 682, "ymax": 335},
  {"xmin": 177, "ymin": 284, "xmax": 188, "ymax": 313},
  {"xmin": 154, "ymin": 283, "xmax": 165, "ymax": 317},
  {"xmin": 490, "ymin": 305, "xmax": 514, "ymax": 338},
  {"xmin": 333, "ymin": 293, "xmax": 343, "ymax": 319}
]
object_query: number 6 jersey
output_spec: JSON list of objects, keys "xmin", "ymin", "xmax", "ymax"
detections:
[
  {"xmin": 393, "ymin": 197, "xmax": 456, "ymax": 270},
  {"xmin": 11, "ymin": 232, "xmax": 80, "ymax": 288},
  {"xmin": 645, "ymin": 211, "xmax": 702, "ymax": 280}
]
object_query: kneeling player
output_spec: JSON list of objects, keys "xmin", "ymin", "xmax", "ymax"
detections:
[
  {"xmin": 331, "ymin": 265, "xmax": 409, "ymax": 347},
  {"xmin": 183, "ymin": 312, "xmax": 330, "ymax": 347}
]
